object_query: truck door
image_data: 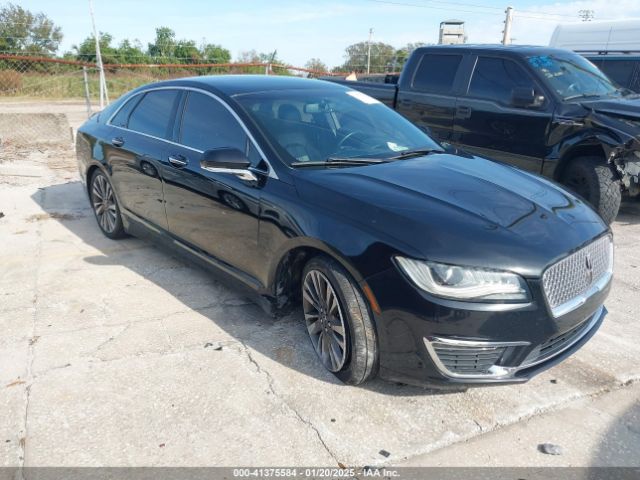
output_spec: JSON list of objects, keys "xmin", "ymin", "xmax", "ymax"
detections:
[
  {"xmin": 395, "ymin": 52, "xmax": 464, "ymax": 142},
  {"xmin": 452, "ymin": 55, "xmax": 552, "ymax": 173}
]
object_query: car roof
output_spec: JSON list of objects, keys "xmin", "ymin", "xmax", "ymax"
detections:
[
  {"xmin": 137, "ymin": 75, "xmax": 346, "ymax": 97},
  {"xmin": 416, "ymin": 44, "xmax": 575, "ymax": 57}
]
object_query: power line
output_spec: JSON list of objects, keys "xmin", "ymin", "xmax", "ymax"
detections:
[{"xmin": 364, "ymin": 0, "xmax": 584, "ymax": 21}]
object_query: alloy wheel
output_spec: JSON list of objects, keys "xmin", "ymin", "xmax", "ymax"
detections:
[
  {"xmin": 302, "ymin": 270, "xmax": 348, "ymax": 372},
  {"xmin": 92, "ymin": 174, "xmax": 118, "ymax": 234}
]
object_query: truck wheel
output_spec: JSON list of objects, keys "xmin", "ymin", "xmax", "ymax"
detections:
[
  {"xmin": 301, "ymin": 255, "xmax": 378, "ymax": 385},
  {"xmin": 562, "ymin": 156, "xmax": 621, "ymax": 225}
]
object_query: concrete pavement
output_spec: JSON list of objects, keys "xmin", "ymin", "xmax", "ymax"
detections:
[{"xmin": 0, "ymin": 108, "xmax": 639, "ymax": 467}]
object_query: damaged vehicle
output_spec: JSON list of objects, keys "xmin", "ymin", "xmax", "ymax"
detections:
[
  {"xmin": 76, "ymin": 76, "xmax": 612, "ymax": 387},
  {"xmin": 327, "ymin": 45, "xmax": 640, "ymax": 224}
]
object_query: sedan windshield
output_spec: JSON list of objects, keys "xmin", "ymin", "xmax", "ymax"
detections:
[
  {"xmin": 234, "ymin": 87, "xmax": 441, "ymax": 166},
  {"xmin": 527, "ymin": 53, "xmax": 620, "ymax": 100}
]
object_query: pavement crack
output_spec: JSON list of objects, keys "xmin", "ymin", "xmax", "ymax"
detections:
[
  {"xmin": 19, "ymin": 187, "xmax": 46, "ymax": 475},
  {"xmin": 89, "ymin": 323, "xmax": 131, "ymax": 354},
  {"xmin": 238, "ymin": 342, "xmax": 340, "ymax": 464}
]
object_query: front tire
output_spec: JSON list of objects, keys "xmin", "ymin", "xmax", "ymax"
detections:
[
  {"xmin": 301, "ymin": 256, "xmax": 378, "ymax": 385},
  {"xmin": 562, "ymin": 156, "xmax": 621, "ymax": 225},
  {"xmin": 90, "ymin": 170, "xmax": 126, "ymax": 239}
]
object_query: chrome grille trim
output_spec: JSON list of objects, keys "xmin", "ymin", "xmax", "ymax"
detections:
[
  {"xmin": 542, "ymin": 235, "xmax": 613, "ymax": 318},
  {"xmin": 423, "ymin": 305, "xmax": 605, "ymax": 380},
  {"xmin": 423, "ymin": 337, "xmax": 529, "ymax": 379}
]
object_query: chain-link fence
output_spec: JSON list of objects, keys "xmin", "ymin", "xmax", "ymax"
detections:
[
  {"xmin": 0, "ymin": 54, "xmax": 344, "ymax": 146},
  {"xmin": 0, "ymin": 54, "xmax": 339, "ymax": 104}
]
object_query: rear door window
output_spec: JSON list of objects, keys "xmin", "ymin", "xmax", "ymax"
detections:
[
  {"xmin": 412, "ymin": 54, "xmax": 463, "ymax": 94},
  {"xmin": 128, "ymin": 90, "xmax": 180, "ymax": 139},
  {"xmin": 179, "ymin": 92, "xmax": 247, "ymax": 152}
]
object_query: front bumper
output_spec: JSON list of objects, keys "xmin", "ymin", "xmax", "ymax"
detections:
[
  {"xmin": 365, "ymin": 266, "xmax": 610, "ymax": 387},
  {"xmin": 422, "ymin": 304, "xmax": 605, "ymax": 383}
]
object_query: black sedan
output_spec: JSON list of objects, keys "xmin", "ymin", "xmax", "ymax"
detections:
[{"xmin": 76, "ymin": 76, "xmax": 613, "ymax": 387}]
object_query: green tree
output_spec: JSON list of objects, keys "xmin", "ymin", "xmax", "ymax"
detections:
[
  {"xmin": 393, "ymin": 42, "xmax": 426, "ymax": 70},
  {"xmin": 147, "ymin": 27, "xmax": 176, "ymax": 60},
  {"xmin": 341, "ymin": 41, "xmax": 396, "ymax": 73},
  {"xmin": 173, "ymin": 39, "xmax": 200, "ymax": 63},
  {"xmin": 72, "ymin": 32, "xmax": 118, "ymax": 64},
  {"xmin": 0, "ymin": 3, "xmax": 63, "ymax": 55},
  {"xmin": 200, "ymin": 43, "xmax": 231, "ymax": 64},
  {"xmin": 305, "ymin": 58, "xmax": 328, "ymax": 73},
  {"xmin": 117, "ymin": 39, "xmax": 147, "ymax": 64}
]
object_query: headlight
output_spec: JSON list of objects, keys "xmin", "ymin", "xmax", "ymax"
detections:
[{"xmin": 395, "ymin": 257, "xmax": 530, "ymax": 302}]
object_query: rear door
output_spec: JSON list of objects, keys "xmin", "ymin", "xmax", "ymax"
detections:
[
  {"xmin": 395, "ymin": 52, "xmax": 464, "ymax": 141},
  {"xmin": 453, "ymin": 55, "xmax": 552, "ymax": 173},
  {"xmin": 161, "ymin": 90, "xmax": 264, "ymax": 280},
  {"xmin": 107, "ymin": 89, "xmax": 182, "ymax": 230}
]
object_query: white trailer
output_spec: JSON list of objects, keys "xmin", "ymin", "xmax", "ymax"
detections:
[{"xmin": 550, "ymin": 20, "xmax": 640, "ymax": 53}]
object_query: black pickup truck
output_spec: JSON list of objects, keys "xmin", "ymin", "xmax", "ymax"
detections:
[{"xmin": 327, "ymin": 45, "xmax": 640, "ymax": 224}]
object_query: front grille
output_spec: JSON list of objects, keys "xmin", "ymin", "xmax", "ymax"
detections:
[
  {"xmin": 431, "ymin": 343, "xmax": 506, "ymax": 375},
  {"xmin": 542, "ymin": 235, "xmax": 613, "ymax": 316},
  {"xmin": 521, "ymin": 315, "xmax": 594, "ymax": 367}
]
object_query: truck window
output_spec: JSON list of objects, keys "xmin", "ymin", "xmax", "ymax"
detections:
[
  {"xmin": 412, "ymin": 54, "xmax": 462, "ymax": 94},
  {"xmin": 468, "ymin": 57, "xmax": 536, "ymax": 105},
  {"xmin": 597, "ymin": 59, "xmax": 637, "ymax": 89}
]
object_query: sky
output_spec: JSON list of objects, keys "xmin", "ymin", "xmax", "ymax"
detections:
[{"xmin": 17, "ymin": 0, "xmax": 640, "ymax": 68}]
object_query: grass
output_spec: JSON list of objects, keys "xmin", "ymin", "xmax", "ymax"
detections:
[{"xmin": 0, "ymin": 67, "xmax": 291, "ymax": 100}]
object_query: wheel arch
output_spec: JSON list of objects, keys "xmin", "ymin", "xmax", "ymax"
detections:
[
  {"xmin": 555, "ymin": 143, "xmax": 607, "ymax": 181},
  {"xmin": 85, "ymin": 161, "xmax": 114, "ymax": 197},
  {"xmin": 267, "ymin": 238, "xmax": 367, "ymax": 313}
]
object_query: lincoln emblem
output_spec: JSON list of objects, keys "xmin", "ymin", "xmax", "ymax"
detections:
[{"xmin": 585, "ymin": 254, "xmax": 594, "ymax": 284}]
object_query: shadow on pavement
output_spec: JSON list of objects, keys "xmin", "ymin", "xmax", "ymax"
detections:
[
  {"xmin": 33, "ymin": 180, "xmax": 454, "ymax": 397},
  {"xmin": 589, "ymin": 395, "xmax": 640, "ymax": 470}
]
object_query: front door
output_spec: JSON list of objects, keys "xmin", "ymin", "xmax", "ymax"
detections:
[
  {"xmin": 453, "ymin": 55, "xmax": 552, "ymax": 173},
  {"xmin": 161, "ymin": 91, "xmax": 264, "ymax": 280}
]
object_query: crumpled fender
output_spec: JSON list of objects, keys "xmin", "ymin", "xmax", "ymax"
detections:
[{"xmin": 549, "ymin": 107, "xmax": 640, "ymax": 195}]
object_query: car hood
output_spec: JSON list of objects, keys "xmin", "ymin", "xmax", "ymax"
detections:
[
  {"xmin": 294, "ymin": 154, "xmax": 607, "ymax": 277},
  {"xmin": 580, "ymin": 96, "xmax": 640, "ymax": 120}
]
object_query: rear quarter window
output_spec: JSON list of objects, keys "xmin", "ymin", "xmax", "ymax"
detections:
[{"xmin": 411, "ymin": 54, "xmax": 463, "ymax": 94}]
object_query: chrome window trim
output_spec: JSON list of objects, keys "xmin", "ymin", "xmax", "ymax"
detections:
[
  {"xmin": 423, "ymin": 304, "xmax": 605, "ymax": 380},
  {"xmin": 105, "ymin": 85, "xmax": 278, "ymax": 179}
]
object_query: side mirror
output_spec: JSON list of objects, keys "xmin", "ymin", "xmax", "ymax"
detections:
[
  {"xmin": 511, "ymin": 87, "xmax": 544, "ymax": 108},
  {"xmin": 200, "ymin": 148, "xmax": 257, "ymax": 181}
]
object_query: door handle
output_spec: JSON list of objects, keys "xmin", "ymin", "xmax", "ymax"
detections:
[
  {"xmin": 168, "ymin": 155, "xmax": 188, "ymax": 167},
  {"xmin": 111, "ymin": 137, "xmax": 125, "ymax": 147},
  {"xmin": 456, "ymin": 106, "xmax": 472, "ymax": 119}
]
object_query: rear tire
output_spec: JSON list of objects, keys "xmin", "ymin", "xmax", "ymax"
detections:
[
  {"xmin": 89, "ymin": 170, "xmax": 126, "ymax": 239},
  {"xmin": 562, "ymin": 156, "xmax": 621, "ymax": 225},
  {"xmin": 301, "ymin": 256, "xmax": 378, "ymax": 385}
]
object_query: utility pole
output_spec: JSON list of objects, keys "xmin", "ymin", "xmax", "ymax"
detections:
[
  {"xmin": 366, "ymin": 28, "xmax": 373, "ymax": 74},
  {"xmin": 265, "ymin": 50, "xmax": 277, "ymax": 75},
  {"xmin": 89, "ymin": 0, "xmax": 108, "ymax": 108},
  {"xmin": 502, "ymin": 6, "xmax": 514, "ymax": 45}
]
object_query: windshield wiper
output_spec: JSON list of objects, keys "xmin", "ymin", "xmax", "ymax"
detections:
[
  {"xmin": 389, "ymin": 147, "xmax": 443, "ymax": 160},
  {"xmin": 564, "ymin": 93, "xmax": 605, "ymax": 101},
  {"xmin": 290, "ymin": 157, "xmax": 388, "ymax": 168}
]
